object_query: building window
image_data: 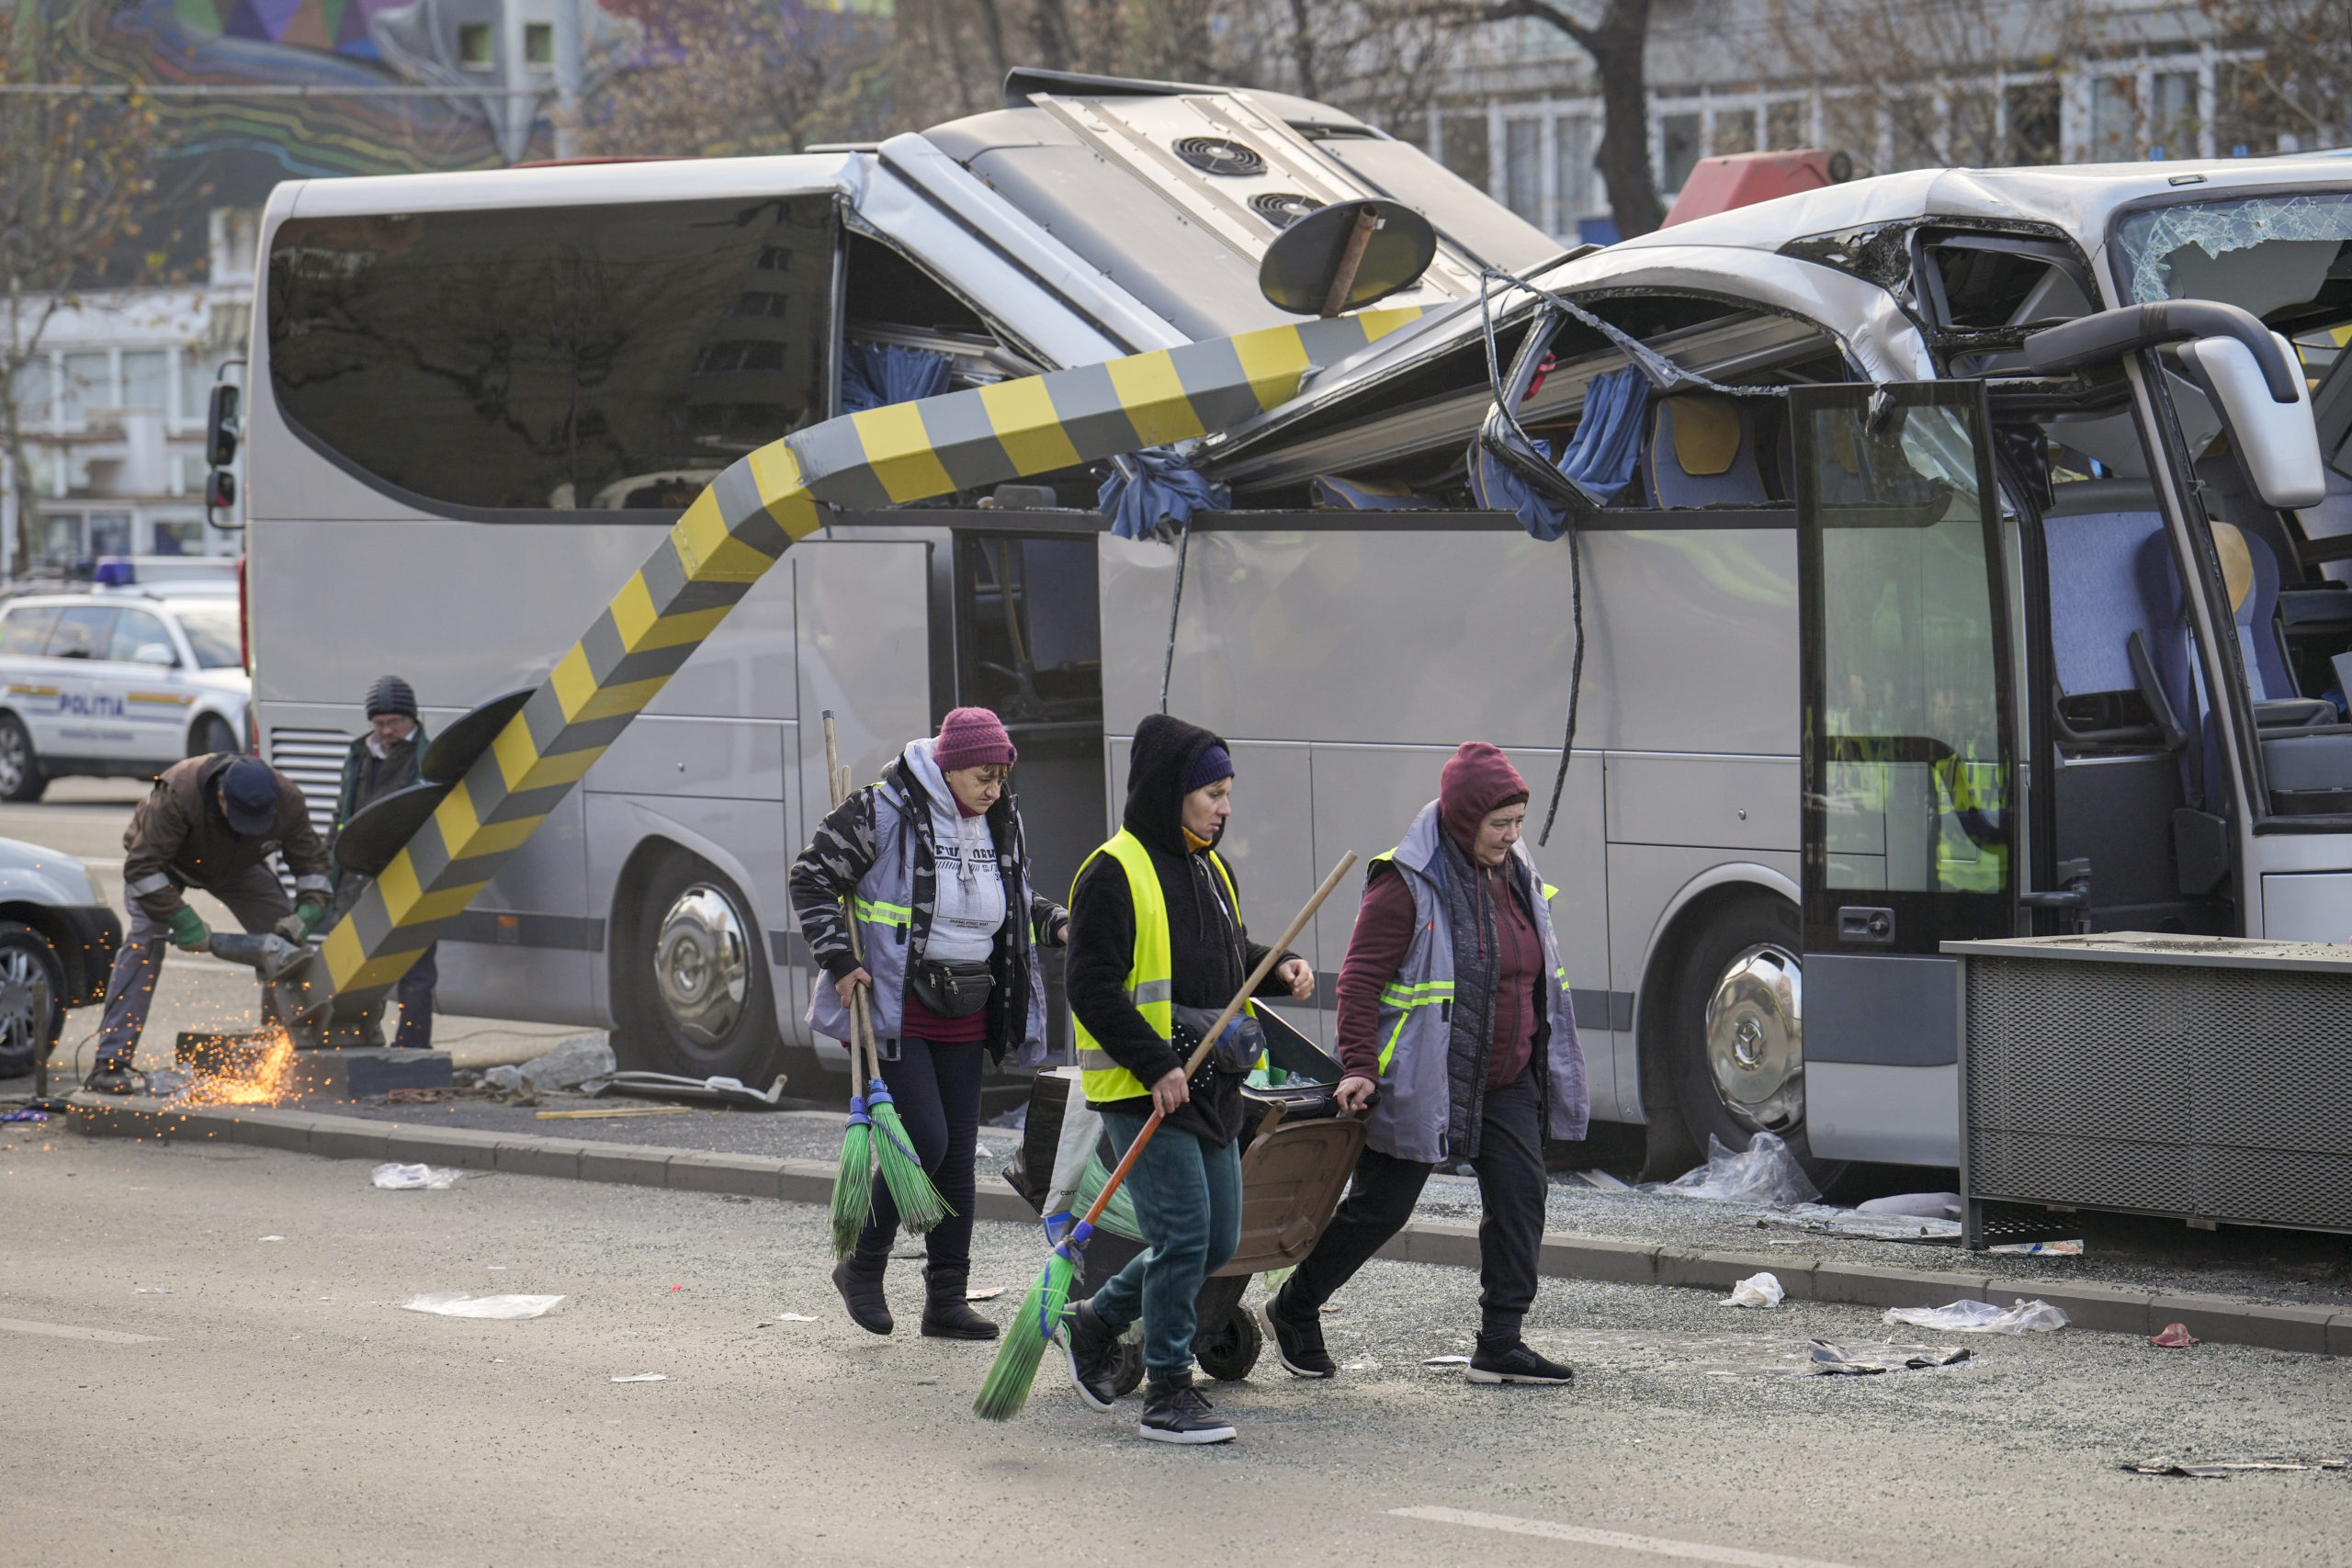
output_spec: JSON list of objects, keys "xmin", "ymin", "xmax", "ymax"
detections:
[
  {"xmin": 121, "ymin": 350, "xmax": 169, "ymax": 412},
  {"xmin": 525, "ymin": 22, "xmax": 553, "ymax": 65},
  {"xmin": 60, "ymin": 353, "xmax": 109, "ymax": 428},
  {"xmin": 2150, "ymin": 70, "xmax": 2198, "ymax": 160},
  {"xmin": 1712, "ymin": 107, "xmax": 1757, "ymax": 156},
  {"xmin": 152, "ymin": 518, "xmax": 206, "ymax": 557},
  {"xmin": 2091, "ymin": 76, "xmax": 2139, "ymax": 162},
  {"xmin": 1825, "ymin": 96, "xmax": 1879, "ymax": 174},
  {"xmin": 1766, "ymin": 99, "xmax": 1808, "ymax": 151},
  {"xmin": 1660, "ymin": 113, "xmax": 1702, "ymax": 192},
  {"xmin": 2006, "ymin": 81, "xmax": 2061, "ymax": 164},
  {"xmin": 1951, "ymin": 88, "xmax": 1998, "ymax": 165},
  {"xmin": 1440, "ymin": 114, "xmax": 1491, "ymax": 190},
  {"xmin": 1555, "ymin": 116, "xmax": 1595, "ymax": 221},
  {"xmin": 89, "ymin": 513, "xmax": 132, "ymax": 558},
  {"xmin": 1504, "ymin": 118, "xmax": 1544, "ymax": 226},
  {"xmin": 14, "ymin": 356, "xmax": 54, "ymax": 428},
  {"xmin": 1891, "ymin": 96, "xmax": 1941, "ymax": 170},
  {"xmin": 457, "ymin": 22, "xmax": 493, "ymax": 69}
]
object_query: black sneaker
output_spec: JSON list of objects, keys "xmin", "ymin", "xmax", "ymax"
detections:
[
  {"xmin": 1261, "ymin": 1285, "xmax": 1335, "ymax": 1379},
  {"xmin": 84, "ymin": 1066, "xmax": 149, "ymax": 1097},
  {"xmin": 1062, "ymin": 1298, "xmax": 1123, "ymax": 1413},
  {"xmin": 1466, "ymin": 1339, "xmax": 1575, "ymax": 1385},
  {"xmin": 1138, "ymin": 1373, "xmax": 1236, "ymax": 1444}
]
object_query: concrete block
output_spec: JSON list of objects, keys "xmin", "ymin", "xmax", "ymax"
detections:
[
  {"xmin": 2028, "ymin": 1281, "xmax": 2154, "ymax": 1337},
  {"xmin": 2151, "ymin": 1294, "xmax": 2335, "ymax": 1355},
  {"xmin": 494, "ymin": 1138, "xmax": 586, "ymax": 1179},
  {"xmin": 67, "ymin": 1097, "xmax": 164, "ymax": 1139},
  {"xmin": 1654, "ymin": 1248, "xmax": 1777, "ymax": 1292},
  {"xmin": 1812, "ymin": 1265, "xmax": 1996, "ymax": 1312},
  {"xmin": 381, "ymin": 1123, "xmax": 505, "ymax": 1170},
  {"xmin": 777, "ymin": 1159, "xmax": 836, "ymax": 1207},
  {"xmin": 973, "ymin": 1187, "xmax": 1036, "ymax": 1225},
  {"xmin": 2328, "ymin": 1314, "xmax": 2352, "ymax": 1359},
  {"xmin": 579, "ymin": 1142, "xmax": 676, "ymax": 1188},
  {"xmin": 291, "ymin": 1048, "xmax": 453, "ymax": 1101},
  {"xmin": 1398, "ymin": 1220, "xmax": 1482, "ymax": 1269},
  {"xmin": 665, "ymin": 1151, "xmax": 785, "ymax": 1198},
  {"xmin": 1538, "ymin": 1235, "xmax": 1660, "ymax": 1287},
  {"xmin": 220, "ymin": 1110, "xmax": 316, "ymax": 1154}
]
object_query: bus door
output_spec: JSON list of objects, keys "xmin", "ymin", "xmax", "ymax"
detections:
[{"xmin": 1792, "ymin": 381, "xmax": 2018, "ymax": 1166}]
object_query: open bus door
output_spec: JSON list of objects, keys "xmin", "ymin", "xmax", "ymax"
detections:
[{"xmin": 1792, "ymin": 381, "xmax": 2018, "ymax": 1168}]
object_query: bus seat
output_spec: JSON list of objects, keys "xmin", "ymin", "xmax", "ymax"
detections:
[
  {"xmin": 1644, "ymin": 395, "xmax": 1768, "ymax": 508},
  {"xmin": 2214, "ymin": 522, "xmax": 2296, "ymax": 703},
  {"xmin": 2042, "ymin": 503, "xmax": 2168, "ymax": 700}
]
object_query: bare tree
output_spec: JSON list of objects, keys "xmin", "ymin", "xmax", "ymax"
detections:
[
  {"xmin": 1458, "ymin": 0, "xmax": 1663, "ymax": 236},
  {"xmin": 2199, "ymin": 0, "xmax": 2352, "ymax": 152},
  {"xmin": 580, "ymin": 0, "xmax": 893, "ymax": 158},
  {"xmin": 0, "ymin": 2, "xmax": 159, "ymax": 578}
]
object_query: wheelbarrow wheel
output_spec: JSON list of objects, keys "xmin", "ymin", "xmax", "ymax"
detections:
[
  {"xmin": 1193, "ymin": 1298, "xmax": 1262, "ymax": 1382},
  {"xmin": 1114, "ymin": 1338, "xmax": 1146, "ymax": 1398}
]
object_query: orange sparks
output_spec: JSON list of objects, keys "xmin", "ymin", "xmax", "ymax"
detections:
[{"xmin": 185, "ymin": 1028, "xmax": 299, "ymax": 1107}]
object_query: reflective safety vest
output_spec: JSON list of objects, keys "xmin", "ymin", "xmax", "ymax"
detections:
[
  {"xmin": 1358, "ymin": 800, "xmax": 1588, "ymax": 1164},
  {"xmin": 1072, "ymin": 829, "xmax": 1253, "ymax": 1103}
]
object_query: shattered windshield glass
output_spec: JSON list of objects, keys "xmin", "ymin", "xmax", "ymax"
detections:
[{"xmin": 2115, "ymin": 190, "xmax": 2352, "ymax": 343}]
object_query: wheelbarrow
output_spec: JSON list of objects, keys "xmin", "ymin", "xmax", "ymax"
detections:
[{"xmin": 1001, "ymin": 1008, "xmax": 1366, "ymax": 1392}]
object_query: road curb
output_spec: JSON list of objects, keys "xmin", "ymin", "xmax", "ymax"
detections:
[{"xmin": 66, "ymin": 1093, "xmax": 2349, "ymax": 1357}]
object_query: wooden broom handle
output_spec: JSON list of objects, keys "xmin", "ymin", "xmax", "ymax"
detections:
[
  {"xmin": 1079, "ymin": 851, "xmax": 1358, "ymax": 1230},
  {"xmin": 821, "ymin": 711, "xmax": 872, "ymax": 1089}
]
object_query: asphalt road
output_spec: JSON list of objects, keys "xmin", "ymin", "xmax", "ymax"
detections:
[
  {"xmin": 11, "ymin": 1133, "xmax": 2352, "ymax": 1568},
  {"xmin": 0, "ymin": 781, "xmax": 585, "ymax": 1090}
]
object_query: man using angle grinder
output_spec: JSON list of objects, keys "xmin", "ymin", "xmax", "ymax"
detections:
[
  {"xmin": 1059, "ymin": 714, "xmax": 1314, "ymax": 1444},
  {"xmin": 83, "ymin": 753, "xmax": 333, "ymax": 1094}
]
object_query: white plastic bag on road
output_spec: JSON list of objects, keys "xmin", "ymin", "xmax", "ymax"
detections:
[
  {"xmin": 1726, "ymin": 1271, "xmax": 1785, "ymax": 1308},
  {"xmin": 400, "ymin": 1292, "xmax": 567, "ymax": 1319},
  {"xmin": 1883, "ymin": 1297, "xmax": 2068, "ymax": 1334},
  {"xmin": 1644, "ymin": 1132, "xmax": 1820, "ymax": 1206},
  {"xmin": 373, "ymin": 1163, "xmax": 462, "ymax": 1190}
]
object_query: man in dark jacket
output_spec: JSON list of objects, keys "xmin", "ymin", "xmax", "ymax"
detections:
[
  {"xmin": 1059, "ymin": 713, "xmax": 1312, "ymax": 1443},
  {"xmin": 333, "ymin": 675, "xmax": 435, "ymax": 1049},
  {"xmin": 86, "ymin": 752, "xmax": 332, "ymax": 1093}
]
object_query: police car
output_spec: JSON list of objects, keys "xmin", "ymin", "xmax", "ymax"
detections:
[{"xmin": 0, "ymin": 559, "xmax": 250, "ymax": 802}]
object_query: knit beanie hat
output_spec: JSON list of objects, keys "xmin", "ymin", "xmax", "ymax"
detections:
[
  {"xmin": 1439, "ymin": 741, "xmax": 1529, "ymax": 853},
  {"xmin": 933, "ymin": 706, "xmax": 1017, "ymax": 772},
  {"xmin": 366, "ymin": 674, "xmax": 418, "ymax": 720},
  {"xmin": 1182, "ymin": 742, "xmax": 1234, "ymax": 795}
]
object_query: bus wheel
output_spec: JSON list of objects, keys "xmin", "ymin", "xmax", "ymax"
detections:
[
  {"xmin": 620, "ymin": 852, "xmax": 779, "ymax": 1083},
  {"xmin": 1666, "ymin": 895, "xmax": 1843, "ymax": 1190}
]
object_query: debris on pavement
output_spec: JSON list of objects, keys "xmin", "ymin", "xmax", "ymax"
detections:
[
  {"xmin": 2150, "ymin": 1322, "xmax": 2200, "ymax": 1348},
  {"xmin": 2, "ymin": 1107, "xmax": 51, "ymax": 1122},
  {"xmin": 135, "ymin": 1287, "xmax": 168, "ymax": 1294},
  {"xmin": 535, "ymin": 1105, "xmax": 694, "ymax": 1120},
  {"xmin": 1856, "ymin": 1191, "xmax": 1963, "ymax": 1222},
  {"xmin": 1567, "ymin": 1168, "xmax": 1633, "ymax": 1191},
  {"xmin": 1644, "ymin": 1132, "xmax": 1820, "ymax": 1206},
  {"xmin": 1990, "ymin": 1239, "xmax": 2086, "ymax": 1256},
  {"xmin": 1754, "ymin": 1207, "xmax": 1960, "ymax": 1242},
  {"xmin": 1808, "ymin": 1338, "xmax": 1972, "ymax": 1375},
  {"xmin": 147, "ymin": 1066, "xmax": 194, "ymax": 1098},
  {"xmin": 2126, "ymin": 1456, "xmax": 2346, "ymax": 1477},
  {"xmin": 401, "ymin": 1292, "xmax": 568, "ymax": 1319},
  {"xmin": 259, "ymin": 1235, "xmax": 285, "ymax": 1243},
  {"xmin": 1883, "ymin": 1298, "xmax": 2069, "ymax": 1334},
  {"xmin": 1421, "ymin": 1355, "xmax": 1471, "ymax": 1365},
  {"xmin": 515, "ymin": 1034, "xmax": 616, "ymax": 1096},
  {"xmin": 964, "ymin": 1287, "xmax": 1004, "ymax": 1301},
  {"xmin": 480, "ymin": 1065, "xmax": 537, "ymax": 1105},
  {"xmin": 985, "ymin": 1103, "xmax": 1027, "ymax": 1131},
  {"xmin": 1726, "ymin": 1271, "xmax": 1785, "ymax": 1308},
  {"xmin": 611, "ymin": 1373, "xmax": 666, "ymax": 1382},
  {"xmin": 372, "ymin": 1162, "xmax": 463, "ymax": 1190},
  {"xmin": 581, "ymin": 1070, "xmax": 793, "ymax": 1111}
]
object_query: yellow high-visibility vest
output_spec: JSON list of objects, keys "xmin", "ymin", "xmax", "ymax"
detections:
[{"xmin": 1072, "ymin": 829, "xmax": 1250, "ymax": 1102}]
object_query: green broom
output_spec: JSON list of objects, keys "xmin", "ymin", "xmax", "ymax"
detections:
[
  {"xmin": 975, "ymin": 851, "xmax": 1358, "ymax": 1421},
  {"xmin": 822, "ymin": 716, "xmax": 876, "ymax": 1258}
]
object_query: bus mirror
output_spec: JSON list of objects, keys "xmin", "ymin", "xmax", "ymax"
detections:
[
  {"xmin": 2177, "ymin": 333, "xmax": 2327, "ymax": 511},
  {"xmin": 207, "ymin": 383, "xmax": 242, "ymax": 468},
  {"xmin": 205, "ymin": 467, "xmax": 241, "ymax": 532}
]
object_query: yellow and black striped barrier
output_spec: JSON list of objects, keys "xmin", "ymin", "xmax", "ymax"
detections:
[{"xmin": 318, "ymin": 306, "xmax": 1425, "ymax": 999}]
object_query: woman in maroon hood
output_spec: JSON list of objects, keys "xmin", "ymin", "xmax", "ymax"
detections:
[{"xmin": 1261, "ymin": 740, "xmax": 1586, "ymax": 1388}]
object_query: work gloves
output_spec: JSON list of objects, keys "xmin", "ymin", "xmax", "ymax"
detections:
[
  {"xmin": 167, "ymin": 905, "xmax": 209, "ymax": 953},
  {"xmin": 275, "ymin": 902, "xmax": 323, "ymax": 943}
]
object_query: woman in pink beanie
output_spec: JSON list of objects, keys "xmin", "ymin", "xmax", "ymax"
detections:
[{"xmin": 790, "ymin": 706, "xmax": 1069, "ymax": 1340}]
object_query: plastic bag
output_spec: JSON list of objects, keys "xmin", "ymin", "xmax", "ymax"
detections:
[
  {"xmin": 1882, "ymin": 1297, "xmax": 2069, "ymax": 1334},
  {"xmin": 1644, "ymin": 1132, "xmax": 1820, "ymax": 1206},
  {"xmin": 372, "ymin": 1162, "xmax": 462, "ymax": 1190},
  {"xmin": 1726, "ymin": 1271, "xmax": 1785, "ymax": 1308},
  {"xmin": 399, "ymin": 1292, "xmax": 567, "ymax": 1319}
]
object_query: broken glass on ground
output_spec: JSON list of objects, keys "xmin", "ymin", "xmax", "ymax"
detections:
[
  {"xmin": 1883, "ymin": 1298, "xmax": 2069, "ymax": 1334},
  {"xmin": 1808, "ymin": 1338, "xmax": 1971, "ymax": 1375}
]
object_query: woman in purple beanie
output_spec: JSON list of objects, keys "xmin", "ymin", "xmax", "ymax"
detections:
[{"xmin": 790, "ymin": 706, "xmax": 1068, "ymax": 1340}]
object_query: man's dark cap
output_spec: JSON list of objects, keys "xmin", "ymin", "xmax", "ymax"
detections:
[{"xmin": 220, "ymin": 758, "xmax": 278, "ymax": 836}]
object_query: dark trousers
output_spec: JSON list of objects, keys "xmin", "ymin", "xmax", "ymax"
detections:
[
  {"xmin": 1283, "ymin": 1069, "xmax": 1547, "ymax": 1343},
  {"xmin": 96, "ymin": 865, "xmax": 293, "ymax": 1071},
  {"xmin": 392, "ymin": 942, "xmax": 438, "ymax": 1050},
  {"xmin": 852, "ymin": 1034, "xmax": 983, "ymax": 1278}
]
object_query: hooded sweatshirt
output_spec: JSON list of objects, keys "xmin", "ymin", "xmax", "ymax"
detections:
[
  {"xmin": 902, "ymin": 738, "xmax": 1008, "ymax": 963},
  {"xmin": 1335, "ymin": 742, "xmax": 1541, "ymax": 1093},
  {"xmin": 1066, "ymin": 713, "xmax": 1298, "ymax": 1146}
]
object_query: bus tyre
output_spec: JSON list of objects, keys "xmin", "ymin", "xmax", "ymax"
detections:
[
  {"xmin": 189, "ymin": 715, "xmax": 238, "ymax": 758},
  {"xmin": 0, "ymin": 715, "xmax": 44, "ymax": 803},
  {"xmin": 619, "ymin": 852, "xmax": 780, "ymax": 1084},
  {"xmin": 1666, "ymin": 894, "xmax": 1843, "ymax": 1191}
]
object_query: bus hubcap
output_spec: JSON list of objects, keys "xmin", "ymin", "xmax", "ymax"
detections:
[
  {"xmin": 1702, "ymin": 943, "xmax": 1803, "ymax": 1133},
  {"xmin": 654, "ymin": 885, "xmax": 749, "ymax": 1047}
]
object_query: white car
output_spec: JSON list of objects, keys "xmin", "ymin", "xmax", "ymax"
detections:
[{"xmin": 0, "ymin": 578, "xmax": 249, "ymax": 801}]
